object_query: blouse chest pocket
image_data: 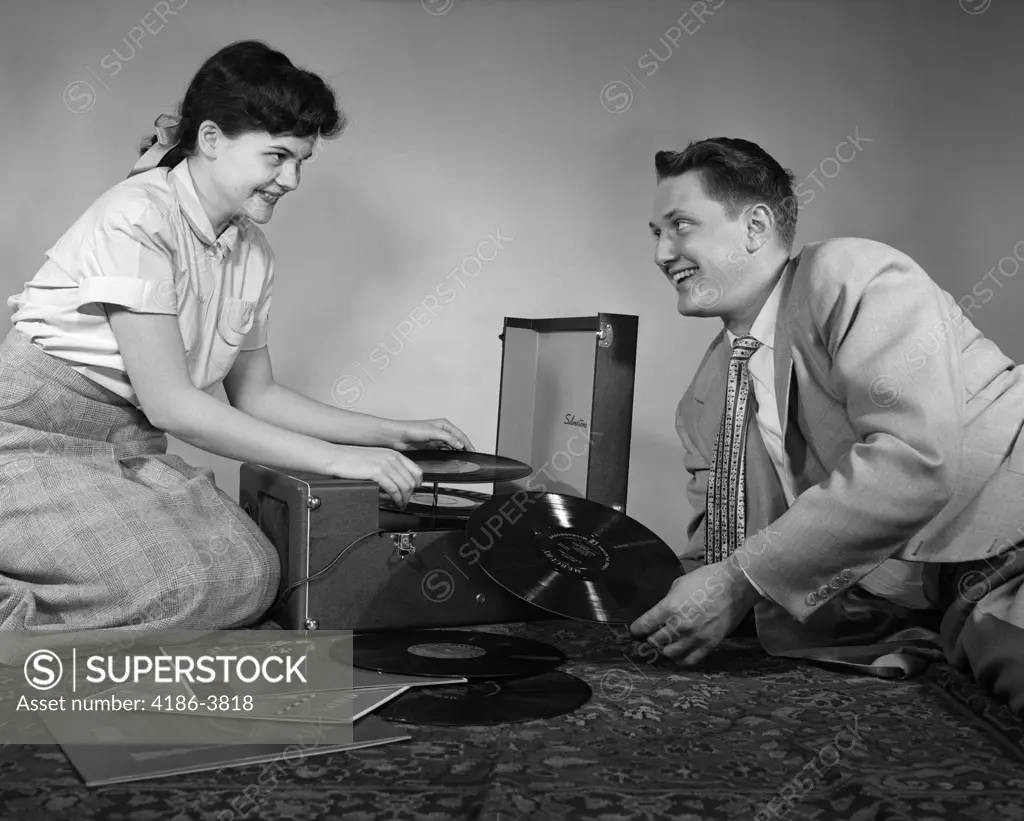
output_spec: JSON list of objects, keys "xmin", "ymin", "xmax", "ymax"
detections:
[{"xmin": 210, "ymin": 296, "xmax": 258, "ymax": 370}]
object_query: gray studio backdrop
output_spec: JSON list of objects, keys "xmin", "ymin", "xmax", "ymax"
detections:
[{"xmin": 2, "ymin": 0, "xmax": 1021, "ymax": 555}]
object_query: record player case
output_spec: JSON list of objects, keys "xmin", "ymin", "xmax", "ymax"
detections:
[
  {"xmin": 238, "ymin": 465, "xmax": 556, "ymax": 632},
  {"xmin": 237, "ymin": 311, "xmax": 638, "ymax": 632},
  {"xmin": 495, "ymin": 313, "xmax": 638, "ymax": 512}
]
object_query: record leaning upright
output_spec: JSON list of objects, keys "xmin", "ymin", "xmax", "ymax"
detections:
[{"xmin": 467, "ymin": 492, "xmax": 682, "ymax": 624}]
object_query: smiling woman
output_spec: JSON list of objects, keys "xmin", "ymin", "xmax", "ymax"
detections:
[{"xmin": 0, "ymin": 40, "xmax": 473, "ymax": 636}]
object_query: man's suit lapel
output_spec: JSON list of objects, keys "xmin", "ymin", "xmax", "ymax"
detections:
[
  {"xmin": 743, "ymin": 395, "xmax": 789, "ymax": 535},
  {"xmin": 769, "ymin": 254, "xmax": 826, "ymax": 495},
  {"xmin": 745, "ymin": 255, "xmax": 807, "ymax": 532},
  {"xmin": 773, "ymin": 255, "xmax": 798, "ymax": 439}
]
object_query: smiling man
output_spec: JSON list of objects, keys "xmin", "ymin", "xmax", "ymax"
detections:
[{"xmin": 630, "ymin": 137, "xmax": 1024, "ymax": 713}]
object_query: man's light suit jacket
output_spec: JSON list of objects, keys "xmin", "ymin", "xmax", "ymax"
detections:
[{"xmin": 676, "ymin": 237, "xmax": 1024, "ymax": 654}]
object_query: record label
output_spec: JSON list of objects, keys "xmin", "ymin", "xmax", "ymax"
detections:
[
  {"xmin": 351, "ymin": 630, "xmax": 566, "ymax": 679},
  {"xmin": 379, "ymin": 487, "xmax": 491, "ymax": 520},
  {"xmin": 414, "ymin": 459, "xmax": 481, "ymax": 475},
  {"xmin": 467, "ymin": 492, "xmax": 683, "ymax": 624},
  {"xmin": 409, "ymin": 491, "xmax": 480, "ymax": 509},
  {"xmin": 542, "ymin": 532, "xmax": 611, "ymax": 577},
  {"xmin": 407, "ymin": 643, "xmax": 487, "ymax": 660}
]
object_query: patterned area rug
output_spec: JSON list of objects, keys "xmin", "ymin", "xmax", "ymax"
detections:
[{"xmin": 2, "ymin": 619, "xmax": 1024, "ymax": 820}]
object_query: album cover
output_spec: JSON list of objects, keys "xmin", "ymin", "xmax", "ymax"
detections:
[
  {"xmin": 97, "ymin": 679, "xmax": 412, "ymax": 724},
  {"xmin": 57, "ymin": 714, "xmax": 410, "ymax": 786},
  {"xmin": 81, "ymin": 670, "xmax": 467, "ymax": 724},
  {"xmin": 184, "ymin": 663, "xmax": 469, "ymax": 700},
  {"xmin": 236, "ymin": 685, "xmax": 411, "ymax": 723}
]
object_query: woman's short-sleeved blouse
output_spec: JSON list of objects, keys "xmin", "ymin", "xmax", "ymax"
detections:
[{"xmin": 7, "ymin": 159, "xmax": 274, "ymax": 407}]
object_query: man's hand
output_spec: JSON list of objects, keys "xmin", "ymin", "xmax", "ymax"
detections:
[
  {"xmin": 629, "ymin": 556, "xmax": 763, "ymax": 665},
  {"xmin": 391, "ymin": 418, "xmax": 475, "ymax": 452}
]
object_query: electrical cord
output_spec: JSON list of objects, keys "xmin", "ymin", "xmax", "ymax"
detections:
[{"xmin": 272, "ymin": 528, "xmax": 386, "ymax": 613}]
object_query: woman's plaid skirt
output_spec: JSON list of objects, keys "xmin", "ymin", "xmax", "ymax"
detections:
[{"xmin": 0, "ymin": 327, "xmax": 279, "ymax": 635}]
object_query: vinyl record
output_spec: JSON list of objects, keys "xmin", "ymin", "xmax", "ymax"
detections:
[
  {"xmin": 379, "ymin": 487, "xmax": 491, "ymax": 519},
  {"xmin": 402, "ymin": 450, "xmax": 533, "ymax": 483},
  {"xmin": 350, "ymin": 630, "xmax": 566, "ymax": 679},
  {"xmin": 468, "ymin": 492, "xmax": 682, "ymax": 624},
  {"xmin": 376, "ymin": 508, "xmax": 471, "ymax": 532},
  {"xmin": 377, "ymin": 670, "xmax": 591, "ymax": 726}
]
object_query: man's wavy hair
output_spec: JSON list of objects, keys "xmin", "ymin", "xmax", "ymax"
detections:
[{"xmin": 655, "ymin": 138, "xmax": 798, "ymax": 250}]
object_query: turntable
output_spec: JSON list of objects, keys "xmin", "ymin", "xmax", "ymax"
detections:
[
  {"xmin": 238, "ymin": 313, "xmax": 652, "ymax": 633},
  {"xmin": 237, "ymin": 454, "xmax": 548, "ymax": 633}
]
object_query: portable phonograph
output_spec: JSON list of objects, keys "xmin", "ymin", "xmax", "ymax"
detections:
[{"xmin": 238, "ymin": 313, "xmax": 682, "ymax": 634}]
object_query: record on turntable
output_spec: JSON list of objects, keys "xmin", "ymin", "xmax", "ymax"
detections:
[
  {"xmin": 347, "ymin": 629, "xmax": 566, "ymax": 679},
  {"xmin": 402, "ymin": 450, "xmax": 533, "ymax": 484},
  {"xmin": 377, "ymin": 670, "xmax": 591, "ymax": 727},
  {"xmin": 378, "ymin": 487, "xmax": 491, "ymax": 519},
  {"xmin": 467, "ymin": 492, "xmax": 682, "ymax": 624}
]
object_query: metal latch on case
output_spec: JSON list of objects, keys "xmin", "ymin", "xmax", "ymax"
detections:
[{"xmin": 388, "ymin": 532, "xmax": 417, "ymax": 557}]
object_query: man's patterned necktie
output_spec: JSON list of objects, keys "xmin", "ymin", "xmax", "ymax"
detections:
[{"xmin": 705, "ymin": 334, "xmax": 762, "ymax": 564}]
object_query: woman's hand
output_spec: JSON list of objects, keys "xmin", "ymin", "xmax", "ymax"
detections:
[
  {"xmin": 326, "ymin": 445, "xmax": 423, "ymax": 508},
  {"xmin": 389, "ymin": 418, "xmax": 475, "ymax": 453}
]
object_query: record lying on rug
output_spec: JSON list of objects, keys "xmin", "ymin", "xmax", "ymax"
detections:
[
  {"xmin": 349, "ymin": 630, "xmax": 566, "ymax": 679},
  {"xmin": 401, "ymin": 450, "xmax": 532, "ymax": 483},
  {"xmin": 379, "ymin": 487, "xmax": 491, "ymax": 519},
  {"xmin": 468, "ymin": 492, "xmax": 682, "ymax": 624},
  {"xmin": 377, "ymin": 670, "xmax": 592, "ymax": 726}
]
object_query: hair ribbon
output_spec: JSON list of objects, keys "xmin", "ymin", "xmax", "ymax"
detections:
[{"xmin": 127, "ymin": 114, "xmax": 182, "ymax": 178}]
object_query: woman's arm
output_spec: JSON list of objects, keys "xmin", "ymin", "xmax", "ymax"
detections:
[
  {"xmin": 223, "ymin": 347, "xmax": 474, "ymax": 452},
  {"xmin": 222, "ymin": 347, "xmax": 403, "ymax": 447},
  {"xmin": 108, "ymin": 309, "xmax": 422, "ymax": 505}
]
